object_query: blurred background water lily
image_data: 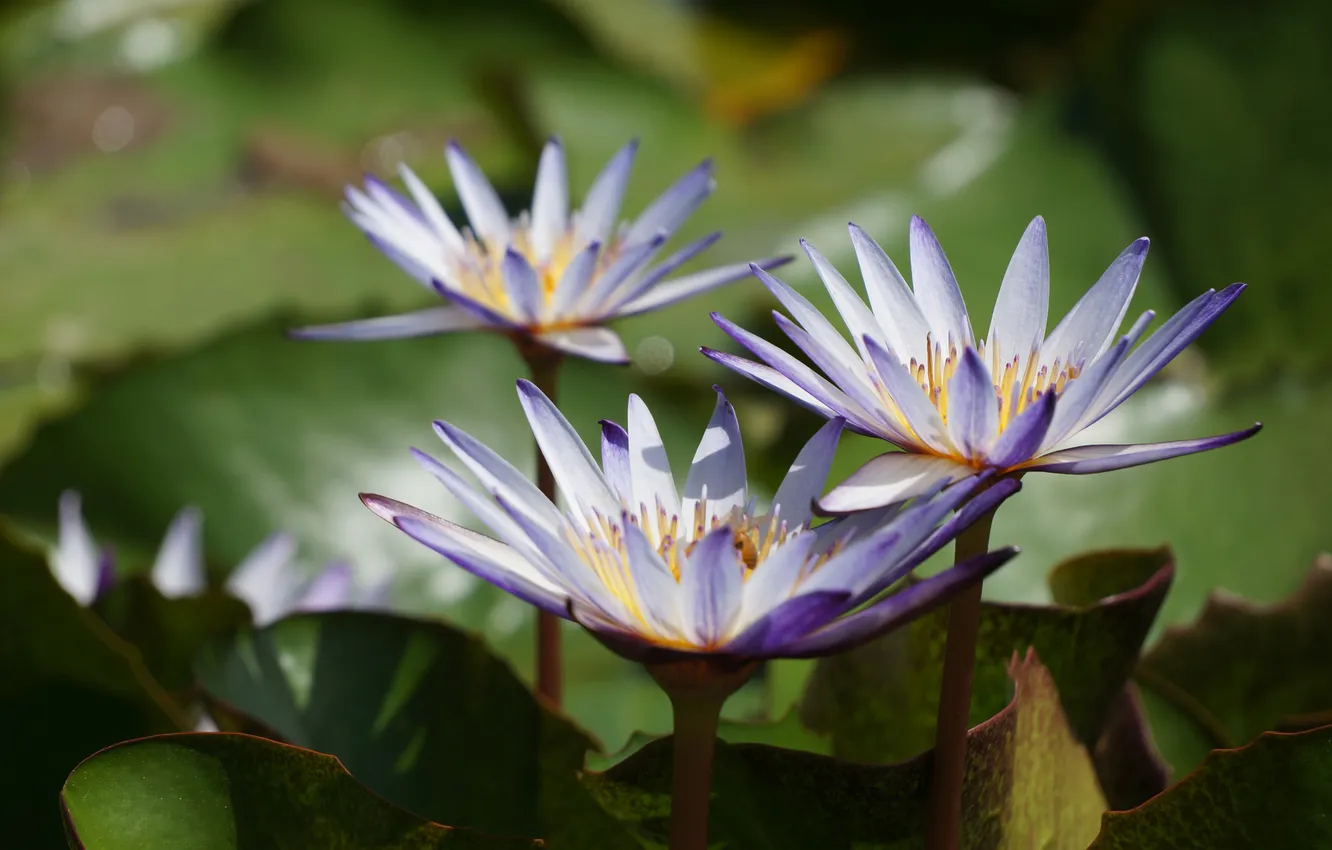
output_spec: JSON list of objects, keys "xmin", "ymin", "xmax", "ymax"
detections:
[{"xmin": 292, "ymin": 138, "xmax": 787, "ymax": 364}]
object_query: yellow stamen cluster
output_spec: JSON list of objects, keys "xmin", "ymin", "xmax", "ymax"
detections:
[
  {"xmin": 447, "ymin": 224, "xmax": 623, "ymax": 319},
  {"xmin": 884, "ymin": 332, "xmax": 1080, "ymax": 452},
  {"xmin": 557, "ymin": 495, "xmax": 803, "ymax": 647}
]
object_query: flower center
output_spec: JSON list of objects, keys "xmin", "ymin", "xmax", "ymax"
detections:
[
  {"xmin": 893, "ymin": 333, "xmax": 1081, "ymax": 435},
  {"xmin": 447, "ymin": 224, "xmax": 622, "ymax": 320}
]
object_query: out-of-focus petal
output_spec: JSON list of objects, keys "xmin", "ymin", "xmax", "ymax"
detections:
[
  {"xmin": 532, "ymin": 326, "xmax": 629, "ymax": 364},
  {"xmin": 288, "ymin": 307, "xmax": 488, "ymax": 341},
  {"xmin": 151, "ymin": 506, "xmax": 205, "ymax": 598},
  {"xmin": 444, "ymin": 141, "xmax": 510, "ymax": 247},
  {"xmin": 1023, "ymin": 425, "xmax": 1262, "ymax": 474}
]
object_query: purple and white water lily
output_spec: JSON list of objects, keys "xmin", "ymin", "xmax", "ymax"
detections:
[
  {"xmin": 361, "ymin": 381, "xmax": 1019, "ymax": 661},
  {"xmin": 292, "ymin": 138, "xmax": 785, "ymax": 364},
  {"xmin": 51, "ymin": 491, "xmax": 374, "ymax": 625},
  {"xmin": 705, "ymin": 216, "xmax": 1260, "ymax": 513}
]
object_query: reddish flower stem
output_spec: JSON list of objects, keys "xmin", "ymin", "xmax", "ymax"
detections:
[
  {"xmin": 517, "ymin": 339, "xmax": 565, "ymax": 708},
  {"xmin": 925, "ymin": 507, "xmax": 996, "ymax": 850}
]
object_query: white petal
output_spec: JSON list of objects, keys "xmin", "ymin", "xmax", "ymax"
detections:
[
  {"xmin": 226, "ymin": 532, "xmax": 300, "ymax": 625},
  {"xmin": 699, "ymin": 348, "xmax": 839, "ymax": 421},
  {"xmin": 682, "ymin": 390, "xmax": 748, "ymax": 526},
  {"xmin": 801, "ymin": 239, "xmax": 882, "ymax": 361},
  {"xmin": 532, "ymin": 326, "xmax": 629, "ymax": 364},
  {"xmin": 397, "ymin": 162, "xmax": 466, "ymax": 255},
  {"xmin": 445, "ymin": 141, "xmax": 510, "ymax": 248},
  {"xmin": 575, "ymin": 139, "xmax": 637, "ymax": 246},
  {"xmin": 1041, "ymin": 238, "xmax": 1148, "ymax": 368},
  {"xmin": 431, "ymin": 420, "xmax": 563, "ymax": 533},
  {"xmin": 987, "ymin": 216, "xmax": 1048, "ymax": 366},
  {"xmin": 289, "ymin": 306, "xmax": 489, "ymax": 341},
  {"xmin": 530, "ymin": 138, "xmax": 568, "ymax": 262},
  {"xmin": 622, "ymin": 520, "xmax": 686, "ymax": 642},
  {"xmin": 770, "ymin": 418, "xmax": 844, "ymax": 528},
  {"xmin": 151, "ymin": 506, "xmax": 205, "ymax": 598},
  {"xmin": 628, "ymin": 393, "xmax": 679, "ymax": 538},
  {"xmin": 909, "ymin": 216, "xmax": 973, "ymax": 348},
  {"xmin": 818, "ymin": 453, "xmax": 973, "ymax": 514},
  {"xmin": 53, "ymin": 491, "xmax": 102, "ymax": 606},
  {"xmin": 516, "ymin": 379, "xmax": 619, "ymax": 522},
  {"xmin": 849, "ymin": 223, "xmax": 930, "ymax": 365},
  {"xmin": 751, "ymin": 264, "xmax": 865, "ymax": 385}
]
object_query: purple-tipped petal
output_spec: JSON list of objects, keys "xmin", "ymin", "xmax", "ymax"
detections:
[
  {"xmin": 624, "ymin": 159, "xmax": 714, "ymax": 246},
  {"xmin": 862, "ymin": 335, "xmax": 953, "ymax": 454},
  {"xmin": 445, "ymin": 141, "xmax": 510, "ymax": 247},
  {"xmin": 725, "ymin": 590, "xmax": 852, "ymax": 657},
  {"xmin": 770, "ymin": 417, "xmax": 844, "ymax": 528},
  {"xmin": 430, "ymin": 420, "xmax": 563, "ymax": 532},
  {"xmin": 530, "ymin": 138, "xmax": 568, "ymax": 261},
  {"xmin": 783, "ymin": 548, "xmax": 1018, "ymax": 657},
  {"xmin": 575, "ymin": 139, "xmax": 638, "ymax": 246},
  {"xmin": 711, "ymin": 311, "xmax": 870, "ymax": 430},
  {"xmin": 801, "ymin": 238, "xmax": 882, "ymax": 361},
  {"xmin": 849, "ymin": 223, "xmax": 931, "ymax": 365},
  {"xmin": 605, "ymin": 231, "xmax": 722, "ymax": 313},
  {"xmin": 986, "ymin": 389, "xmax": 1057, "ymax": 469},
  {"xmin": 577, "ymin": 232, "xmax": 667, "ymax": 311},
  {"xmin": 680, "ymin": 525, "xmax": 743, "ymax": 646},
  {"xmin": 616, "ymin": 257, "xmax": 788, "ymax": 318},
  {"xmin": 151, "ymin": 506, "xmax": 205, "ymax": 598},
  {"xmin": 430, "ymin": 280, "xmax": 517, "ymax": 328},
  {"xmin": 987, "ymin": 216, "xmax": 1049, "ymax": 365},
  {"xmin": 1042, "ymin": 238, "xmax": 1148, "ymax": 366},
  {"xmin": 549, "ymin": 240, "xmax": 602, "ymax": 317},
  {"xmin": 395, "ymin": 515, "xmax": 567, "ymax": 617},
  {"xmin": 947, "ymin": 348, "xmax": 999, "ymax": 461},
  {"xmin": 600, "ymin": 420, "xmax": 631, "ymax": 502},
  {"xmin": 1036, "ymin": 329, "xmax": 1138, "ymax": 453},
  {"xmin": 397, "ymin": 162, "xmax": 465, "ymax": 254},
  {"xmin": 533, "ymin": 327, "xmax": 629, "ymax": 364},
  {"xmin": 818, "ymin": 453, "xmax": 973, "ymax": 514},
  {"xmin": 516, "ymin": 379, "xmax": 619, "ymax": 519},
  {"xmin": 1022, "ymin": 424, "xmax": 1262, "ymax": 474},
  {"xmin": 288, "ymin": 306, "xmax": 489, "ymax": 341},
  {"xmin": 699, "ymin": 348, "xmax": 839, "ymax": 421},
  {"xmin": 909, "ymin": 216, "xmax": 973, "ymax": 348},
  {"xmin": 501, "ymin": 248, "xmax": 543, "ymax": 323},
  {"xmin": 1093, "ymin": 283, "xmax": 1246, "ymax": 422},
  {"xmin": 752, "ymin": 264, "xmax": 865, "ymax": 380},
  {"xmin": 682, "ymin": 389, "xmax": 747, "ymax": 522}
]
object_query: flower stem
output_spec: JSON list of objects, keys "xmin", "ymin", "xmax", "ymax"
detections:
[
  {"xmin": 925, "ymin": 507, "xmax": 996, "ymax": 850},
  {"xmin": 667, "ymin": 688, "xmax": 726, "ymax": 850},
  {"xmin": 517, "ymin": 338, "xmax": 565, "ymax": 708}
]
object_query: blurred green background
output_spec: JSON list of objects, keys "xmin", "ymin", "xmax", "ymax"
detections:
[{"xmin": 0, "ymin": 0, "xmax": 1328, "ymax": 756}]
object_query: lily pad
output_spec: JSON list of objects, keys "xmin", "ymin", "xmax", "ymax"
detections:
[
  {"xmin": 586, "ymin": 650, "xmax": 1105, "ymax": 849},
  {"xmin": 1137, "ymin": 556, "xmax": 1332, "ymax": 752},
  {"xmin": 196, "ymin": 610, "xmax": 635, "ymax": 847},
  {"xmin": 61, "ymin": 732, "xmax": 540, "ymax": 849},
  {"xmin": 0, "ymin": 526, "xmax": 181, "ymax": 848},
  {"xmin": 1088, "ymin": 726, "xmax": 1332, "ymax": 849},
  {"xmin": 801, "ymin": 548, "xmax": 1173, "ymax": 764}
]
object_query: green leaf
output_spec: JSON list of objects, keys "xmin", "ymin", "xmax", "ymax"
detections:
[
  {"xmin": 1088, "ymin": 727, "xmax": 1332, "ymax": 850},
  {"xmin": 1137, "ymin": 556, "xmax": 1332, "ymax": 753},
  {"xmin": 585, "ymin": 650, "xmax": 1105, "ymax": 849},
  {"xmin": 196, "ymin": 611, "xmax": 635, "ymax": 848},
  {"xmin": 61, "ymin": 732, "xmax": 540, "ymax": 849},
  {"xmin": 93, "ymin": 577, "xmax": 252, "ymax": 695},
  {"xmin": 0, "ymin": 525, "xmax": 181, "ymax": 848},
  {"xmin": 801, "ymin": 548, "xmax": 1173, "ymax": 763}
]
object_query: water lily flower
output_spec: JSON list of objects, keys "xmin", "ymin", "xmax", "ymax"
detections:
[
  {"xmin": 50, "ymin": 491, "xmax": 373, "ymax": 624},
  {"xmin": 360, "ymin": 381, "xmax": 1019, "ymax": 662},
  {"xmin": 292, "ymin": 138, "xmax": 786, "ymax": 364},
  {"xmin": 705, "ymin": 216, "xmax": 1260, "ymax": 513}
]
